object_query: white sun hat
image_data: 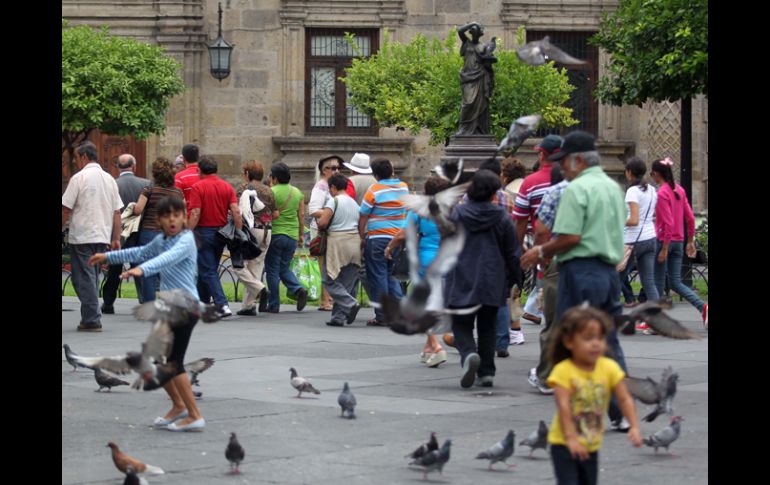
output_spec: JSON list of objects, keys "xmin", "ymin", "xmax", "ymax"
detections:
[{"xmin": 343, "ymin": 152, "xmax": 372, "ymax": 174}]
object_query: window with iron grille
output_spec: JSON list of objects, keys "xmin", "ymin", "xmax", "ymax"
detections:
[
  {"xmin": 526, "ymin": 31, "xmax": 598, "ymax": 136},
  {"xmin": 305, "ymin": 28, "xmax": 378, "ymax": 135}
]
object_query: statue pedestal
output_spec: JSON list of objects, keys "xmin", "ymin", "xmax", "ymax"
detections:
[{"xmin": 441, "ymin": 135, "xmax": 503, "ymax": 170}]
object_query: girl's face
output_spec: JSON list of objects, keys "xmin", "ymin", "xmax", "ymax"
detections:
[
  {"xmin": 625, "ymin": 168, "xmax": 633, "ymax": 182},
  {"xmin": 564, "ymin": 319, "xmax": 607, "ymax": 367},
  {"xmin": 650, "ymin": 170, "xmax": 663, "ymax": 185},
  {"xmin": 158, "ymin": 209, "xmax": 186, "ymax": 238}
]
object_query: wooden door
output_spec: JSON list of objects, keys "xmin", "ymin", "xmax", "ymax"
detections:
[{"xmin": 62, "ymin": 130, "xmax": 147, "ymax": 193}]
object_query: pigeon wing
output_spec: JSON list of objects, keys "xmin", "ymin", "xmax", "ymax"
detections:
[
  {"xmin": 541, "ymin": 39, "xmax": 586, "ymax": 65},
  {"xmin": 143, "ymin": 321, "xmax": 174, "ymax": 360},
  {"xmin": 635, "ymin": 306, "xmax": 701, "ymax": 340},
  {"xmin": 185, "ymin": 357, "xmax": 215, "ymax": 375},
  {"xmin": 625, "ymin": 376, "xmax": 661, "ymax": 404},
  {"xmin": 74, "ymin": 355, "xmax": 132, "ymax": 375}
]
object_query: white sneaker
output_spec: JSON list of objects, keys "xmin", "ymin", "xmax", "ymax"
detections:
[
  {"xmin": 426, "ymin": 350, "xmax": 447, "ymax": 368},
  {"xmin": 527, "ymin": 367, "xmax": 553, "ymax": 395},
  {"xmin": 419, "ymin": 351, "xmax": 432, "ymax": 363},
  {"xmin": 219, "ymin": 305, "xmax": 233, "ymax": 317},
  {"xmin": 509, "ymin": 330, "xmax": 525, "ymax": 345}
]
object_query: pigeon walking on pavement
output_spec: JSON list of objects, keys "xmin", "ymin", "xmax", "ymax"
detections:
[
  {"xmin": 94, "ymin": 368, "xmax": 130, "ymax": 392},
  {"xmin": 517, "ymin": 36, "xmax": 586, "ymax": 66},
  {"xmin": 63, "ymin": 344, "xmax": 93, "ymax": 372},
  {"xmin": 289, "ymin": 367, "xmax": 321, "ymax": 398},
  {"xmin": 475, "ymin": 430, "xmax": 515, "ymax": 469},
  {"xmin": 185, "ymin": 357, "xmax": 215, "ymax": 387},
  {"xmin": 107, "ymin": 442, "xmax": 164, "ymax": 475},
  {"xmin": 614, "ymin": 300, "xmax": 701, "ymax": 340},
  {"xmin": 409, "ymin": 439, "xmax": 452, "ymax": 480},
  {"xmin": 643, "ymin": 416, "xmax": 683, "ymax": 454},
  {"xmin": 225, "ymin": 432, "xmax": 245, "ymax": 474},
  {"xmin": 625, "ymin": 366, "xmax": 679, "ymax": 423},
  {"xmin": 519, "ymin": 421, "xmax": 548, "ymax": 458},
  {"xmin": 406, "ymin": 432, "xmax": 439, "ymax": 460},
  {"xmin": 337, "ymin": 382, "xmax": 357, "ymax": 419}
]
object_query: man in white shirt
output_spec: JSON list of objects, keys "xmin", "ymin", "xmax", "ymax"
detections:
[{"xmin": 62, "ymin": 141, "xmax": 123, "ymax": 332}]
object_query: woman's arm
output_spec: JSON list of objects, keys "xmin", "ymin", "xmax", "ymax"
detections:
[
  {"xmin": 297, "ymin": 193, "xmax": 305, "ymax": 246},
  {"xmin": 133, "ymin": 194, "xmax": 148, "ymax": 216},
  {"xmin": 626, "ymin": 202, "xmax": 639, "ymax": 227},
  {"xmin": 317, "ymin": 207, "xmax": 334, "ymax": 231},
  {"xmin": 457, "ymin": 22, "xmax": 478, "ymax": 40}
]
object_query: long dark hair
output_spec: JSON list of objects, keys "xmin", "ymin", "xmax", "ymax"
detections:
[
  {"xmin": 625, "ymin": 157, "xmax": 648, "ymax": 192},
  {"xmin": 547, "ymin": 305, "xmax": 613, "ymax": 367},
  {"xmin": 651, "ymin": 158, "xmax": 680, "ymax": 200}
]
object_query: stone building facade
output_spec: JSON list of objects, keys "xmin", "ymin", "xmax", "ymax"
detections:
[{"xmin": 62, "ymin": 0, "xmax": 707, "ymax": 212}]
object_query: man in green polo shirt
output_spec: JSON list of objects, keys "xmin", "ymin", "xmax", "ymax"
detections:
[{"xmin": 520, "ymin": 130, "xmax": 630, "ymax": 432}]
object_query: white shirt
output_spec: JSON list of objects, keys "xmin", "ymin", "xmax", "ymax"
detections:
[
  {"xmin": 624, "ymin": 184, "xmax": 657, "ymax": 244},
  {"xmin": 324, "ymin": 194, "xmax": 360, "ymax": 232},
  {"xmin": 62, "ymin": 163, "xmax": 123, "ymax": 245},
  {"xmin": 308, "ymin": 180, "xmax": 330, "ymax": 231}
]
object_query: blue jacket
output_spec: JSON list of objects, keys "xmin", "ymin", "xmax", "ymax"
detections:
[{"xmin": 444, "ymin": 201, "xmax": 521, "ymax": 307}]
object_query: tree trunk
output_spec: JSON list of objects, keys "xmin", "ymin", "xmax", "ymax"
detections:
[
  {"xmin": 680, "ymin": 97, "xmax": 693, "ymax": 289},
  {"xmin": 62, "ymin": 129, "xmax": 93, "ymax": 175}
]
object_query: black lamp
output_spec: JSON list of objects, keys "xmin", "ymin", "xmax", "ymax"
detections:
[{"xmin": 207, "ymin": 3, "xmax": 234, "ymax": 81}]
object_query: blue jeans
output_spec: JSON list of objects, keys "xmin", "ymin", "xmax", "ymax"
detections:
[
  {"xmin": 654, "ymin": 240, "xmax": 704, "ymax": 312},
  {"xmin": 620, "ymin": 237, "xmax": 659, "ymax": 303},
  {"xmin": 556, "ymin": 257, "xmax": 627, "ymax": 422},
  {"xmin": 265, "ymin": 234, "xmax": 304, "ymax": 309},
  {"xmin": 137, "ymin": 229, "xmax": 161, "ymax": 302},
  {"xmin": 364, "ymin": 237, "xmax": 404, "ymax": 321},
  {"xmin": 195, "ymin": 227, "xmax": 228, "ymax": 307},
  {"xmin": 496, "ymin": 304, "xmax": 511, "ymax": 350}
]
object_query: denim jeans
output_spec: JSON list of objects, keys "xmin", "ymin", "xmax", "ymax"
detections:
[
  {"xmin": 551, "ymin": 444, "xmax": 598, "ymax": 485},
  {"xmin": 495, "ymin": 304, "xmax": 511, "ymax": 350},
  {"xmin": 654, "ymin": 240, "xmax": 704, "ymax": 312},
  {"xmin": 195, "ymin": 227, "xmax": 228, "ymax": 307},
  {"xmin": 364, "ymin": 237, "xmax": 404, "ymax": 321},
  {"xmin": 102, "ymin": 233, "xmax": 143, "ymax": 306},
  {"xmin": 265, "ymin": 234, "xmax": 304, "ymax": 309},
  {"xmin": 620, "ymin": 237, "xmax": 659, "ymax": 302},
  {"xmin": 137, "ymin": 229, "xmax": 161, "ymax": 303}
]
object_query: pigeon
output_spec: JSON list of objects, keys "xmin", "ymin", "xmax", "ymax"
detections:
[
  {"xmin": 497, "ymin": 114, "xmax": 542, "ymax": 155},
  {"xmin": 225, "ymin": 432, "xmax": 245, "ymax": 475},
  {"xmin": 476, "ymin": 430, "xmax": 515, "ymax": 469},
  {"xmin": 377, "ymin": 222, "xmax": 480, "ymax": 335},
  {"xmin": 482, "ymin": 37, "xmax": 497, "ymax": 57},
  {"xmin": 519, "ymin": 420, "xmax": 548, "ymax": 457},
  {"xmin": 289, "ymin": 367, "xmax": 321, "ymax": 398},
  {"xmin": 186, "ymin": 357, "xmax": 215, "ymax": 387},
  {"xmin": 625, "ymin": 366, "xmax": 678, "ymax": 422},
  {"xmin": 337, "ymin": 382, "xmax": 357, "ymax": 419},
  {"xmin": 63, "ymin": 344, "xmax": 93, "ymax": 372},
  {"xmin": 615, "ymin": 300, "xmax": 701, "ymax": 340},
  {"xmin": 409, "ymin": 439, "xmax": 451, "ymax": 480},
  {"xmin": 517, "ymin": 36, "xmax": 586, "ymax": 66},
  {"xmin": 405, "ymin": 432, "xmax": 439, "ymax": 460},
  {"xmin": 70, "ymin": 290, "xmax": 221, "ymax": 391},
  {"xmin": 94, "ymin": 368, "xmax": 130, "ymax": 392},
  {"xmin": 107, "ymin": 442, "xmax": 164, "ymax": 475},
  {"xmin": 643, "ymin": 416, "xmax": 683, "ymax": 454},
  {"xmin": 401, "ymin": 182, "xmax": 469, "ymax": 239},
  {"xmin": 434, "ymin": 158, "xmax": 469, "ymax": 185},
  {"xmin": 123, "ymin": 467, "xmax": 149, "ymax": 485}
]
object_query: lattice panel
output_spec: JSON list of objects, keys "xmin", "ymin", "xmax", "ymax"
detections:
[{"xmin": 644, "ymin": 100, "xmax": 681, "ymax": 180}]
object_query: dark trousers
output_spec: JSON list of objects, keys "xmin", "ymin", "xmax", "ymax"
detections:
[
  {"xmin": 102, "ymin": 233, "xmax": 142, "ymax": 306},
  {"xmin": 551, "ymin": 445, "xmax": 598, "ymax": 485},
  {"xmin": 70, "ymin": 243, "xmax": 109, "ymax": 325},
  {"xmin": 451, "ymin": 305, "xmax": 499, "ymax": 378},
  {"xmin": 536, "ymin": 259, "xmax": 560, "ymax": 381}
]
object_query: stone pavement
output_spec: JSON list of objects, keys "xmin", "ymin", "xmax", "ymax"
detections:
[{"xmin": 62, "ymin": 297, "xmax": 708, "ymax": 484}]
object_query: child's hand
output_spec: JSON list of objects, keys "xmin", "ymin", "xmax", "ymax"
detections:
[
  {"xmin": 88, "ymin": 253, "xmax": 107, "ymax": 266},
  {"xmin": 566, "ymin": 436, "xmax": 589, "ymax": 461},
  {"xmin": 628, "ymin": 427, "xmax": 642, "ymax": 447},
  {"xmin": 121, "ymin": 267, "xmax": 144, "ymax": 280}
]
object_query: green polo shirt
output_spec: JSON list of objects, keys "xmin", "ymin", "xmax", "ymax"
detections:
[
  {"xmin": 552, "ymin": 166, "xmax": 626, "ymax": 265},
  {"xmin": 271, "ymin": 183, "xmax": 304, "ymax": 240}
]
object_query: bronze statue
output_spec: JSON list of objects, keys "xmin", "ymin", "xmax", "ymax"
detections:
[{"xmin": 456, "ymin": 22, "xmax": 497, "ymax": 136}]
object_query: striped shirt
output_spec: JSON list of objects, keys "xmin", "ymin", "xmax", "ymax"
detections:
[
  {"xmin": 512, "ymin": 163, "xmax": 554, "ymax": 231},
  {"xmin": 360, "ymin": 178, "xmax": 409, "ymax": 239},
  {"xmin": 106, "ymin": 230, "xmax": 199, "ymax": 299}
]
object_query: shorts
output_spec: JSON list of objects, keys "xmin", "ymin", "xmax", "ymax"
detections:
[{"xmin": 167, "ymin": 314, "xmax": 199, "ymax": 376}]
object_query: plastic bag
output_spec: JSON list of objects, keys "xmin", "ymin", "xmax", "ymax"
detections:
[{"xmin": 280, "ymin": 249, "xmax": 321, "ymax": 303}]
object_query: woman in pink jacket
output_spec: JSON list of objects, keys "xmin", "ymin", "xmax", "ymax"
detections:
[{"xmin": 650, "ymin": 158, "xmax": 707, "ymax": 327}]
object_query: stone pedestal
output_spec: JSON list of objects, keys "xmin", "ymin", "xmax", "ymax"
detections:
[{"xmin": 440, "ymin": 134, "xmax": 503, "ymax": 170}]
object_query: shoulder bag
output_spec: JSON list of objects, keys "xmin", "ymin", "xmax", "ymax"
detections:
[{"xmin": 309, "ymin": 197, "xmax": 337, "ymax": 257}]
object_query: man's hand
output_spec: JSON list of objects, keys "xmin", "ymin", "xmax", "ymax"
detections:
[
  {"xmin": 88, "ymin": 253, "xmax": 108, "ymax": 266},
  {"xmin": 121, "ymin": 267, "xmax": 144, "ymax": 280},
  {"xmin": 520, "ymin": 246, "xmax": 541, "ymax": 270}
]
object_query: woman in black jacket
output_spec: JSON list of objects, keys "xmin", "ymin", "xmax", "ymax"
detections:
[{"xmin": 445, "ymin": 169, "xmax": 521, "ymax": 389}]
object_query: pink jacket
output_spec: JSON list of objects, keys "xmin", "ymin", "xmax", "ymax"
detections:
[{"xmin": 654, "ymin": 183, "xmax": 695, "ymax": 243}]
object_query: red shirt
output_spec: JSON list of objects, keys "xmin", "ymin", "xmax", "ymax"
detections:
[
  {"xmin": 346, "ymin": 180, "xmax": 357, "ymax": 199},
  {"xmin": 512, "ymin": 163, "xmax": 554, "ymax": 230},
  {"xmin": 174, "ymin": 163, "xmax": 200, "ymax": 209},
  {"xmin": 188, "ymin": 175, "xmax": 237, "ymax": 228}
]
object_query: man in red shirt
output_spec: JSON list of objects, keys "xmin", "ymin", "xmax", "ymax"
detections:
[
  {"xmin": 175, "ymin": 144, "xmax": 201, "ymax": 210},
  {"xmin": 187, "ymin": 155, "xmax": 242, "ymax": 317}
]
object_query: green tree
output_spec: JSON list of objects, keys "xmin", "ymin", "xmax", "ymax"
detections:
[
  {"xmin": 62, "ymin": 19, "xmax": 186, "ymax": 172},
  {"xmin": 342, "ymin": 28, "xmax": 577, "ymax": 146}
]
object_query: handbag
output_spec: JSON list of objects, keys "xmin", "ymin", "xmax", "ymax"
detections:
[
  {"xmin": 309, "ymin": 197, "xmax": 337, "ymax": 257},
  {"xmin": 616, "ymin": 190, "xmax": 653, "ymax": 272}
]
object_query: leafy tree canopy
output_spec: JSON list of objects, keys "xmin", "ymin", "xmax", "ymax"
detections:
[
  {"xmin": 342, "ymin": 28, "xmax": 577, "ymax": 146},
  {"xmin": 591, "ymin": 0, "xmax": 707, "ymax": 106}
]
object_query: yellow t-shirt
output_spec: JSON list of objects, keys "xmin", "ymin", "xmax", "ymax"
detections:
[{"xmin": 546, "ymin": 357, "xmax": 625, "ymax": 452}]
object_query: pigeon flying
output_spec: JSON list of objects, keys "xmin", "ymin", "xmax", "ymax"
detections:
[
  {"xmin": 289, "ymin": 367, "xmax": 321, "ymax": 398},
  {"xmin": 225, "ymin": 432, "xmax": 245, "ymax": 475},
  {"xmin": 476, "ymin": 430, "xmax": 515, "ymax": 469},
  {"xmin": 406, "ymin": 432, "xmax": 439, "ymax": 459},
  {"xmin": 517, "ymin": 36, "xmax": 586, "ymax": 66},
  {"xmin": 186, "ymin": 357, "xmax": 215, "ymax": 387},
  {"xmin": 107, "ymin": 442, "xmax": 164, "ymax": 475},
  {"xmin": 643, "ymin": 416, "xmax": 683, "ymax": 454},
  {"xmin": 63, "ymin": 344, "xmax": 93, "ymax": 372},
  {"xmin": 337, "ymin": 382, "xmax": 357, "ymax": 419},
  {"xmin": 625, "ymin": 366, "xmax": 678, "ymax": 422},
  {"xmin": 409, "ymin": 439, "xmax": 451, "ymax": 480},
  {"xmin": 401, "ymin": 182, "xmax": 469, "ymax": 239},
  {"xmin": 94, "ymin": 368, "xmax": 130, "ymax": 392},
  {"xmin": 519, "ymin": 421, "xmax": 548, "ymax": 458},
  {"xmin": 497, "ymin": 114, "xmax": 542, "ymax": 155},
  {"xmin": 615, "ymin": 300, "xmax": 701, "ymax": 340}
]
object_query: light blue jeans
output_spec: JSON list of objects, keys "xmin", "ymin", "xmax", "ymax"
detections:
[
  {"xmin": 620, "ymin": 237, "xmax": 659, "ymax": 302},
  {"xmin": 654, "ymin": 240, "xmax": 704, "ymax": 313}
]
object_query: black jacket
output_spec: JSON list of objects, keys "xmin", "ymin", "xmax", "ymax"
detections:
[{"xmin": 444, "ymin": 201, "xmax": 521, "ymax": 307}]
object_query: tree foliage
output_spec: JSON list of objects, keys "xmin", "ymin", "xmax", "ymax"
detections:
[
  {"xmin": 342, "ymin": 28, "xmax": 577, "ymax": 146},
  {"xmin": 591, "ymin": 0, "xmax": 707, "ymax": 106},
  {"xmin": 62, "ymin": 19, "xmax": 186, "ymax": 165}
]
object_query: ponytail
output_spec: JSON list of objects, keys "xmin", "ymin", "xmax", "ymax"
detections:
[
  {"xmin": 625, "ymin": 157, "xmax": 648, "ymax": 192},
  {"xmin": 651, "ymin": 158, "xmax": 679, "ymax": 200}
]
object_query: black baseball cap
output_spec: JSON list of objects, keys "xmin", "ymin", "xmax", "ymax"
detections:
[
  {"xmin": 534, "ymin": 134, "xmax": 563, "ymax": 155},
  {"xmin": 547, "ymin": 131, "xmax": 597, "ymax": 161}
]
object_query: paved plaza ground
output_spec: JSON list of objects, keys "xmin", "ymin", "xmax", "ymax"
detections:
[{"xmin": 62, "ymin": 296, "xmax": 707, "ymax": 484}]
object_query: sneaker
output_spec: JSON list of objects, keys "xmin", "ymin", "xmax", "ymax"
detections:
[
  {"xmin": 100, "ymin": 304, "xmax": 115, "ymax": 314},
  {"xmin": 610, "ymin": 417, "xmax": 630, "ymax": 433},
  {"xmin": 509, "ymin": 330, "xmax": 525, "ymax": 345},
  {"xmin": 236, "ymin": 307, "xmax": 256, "ymax": 316},
  {"xmin": 643, "ymin": 327, "xmax": 658, "ymax": 336},
  {"xmin": 702, "ymin": 303, "xmax": 708, "ymax": 329},
  {"xmin": 295, "ymin": 288, "xmax": 308, "ymax": 311},
  {"xmin": 460, "ymin": 353, "xmax": 481, "ymax": 388},
  {"xmin": 77, "ymin": 322, "xmax": 103, "ymax": 332},
  {"xmin": 527, "ymin": 367, "xmax": 553, "ymax": 395},
  {"xmin": 264, "ymin": 307, "xmax": 280, "ymax": 314},
  {"xmin": 219, "ymin": 305, "xmax": 233, "ymax": 318},
  {"xmin": 496, "ymin": 349, "xmax": 510, "ymax": 358},
  {"xmin": 442, "ymin": 334, "xmax": 455, "ymax": 348},
  {"xmin": 475, "ymin": 375, "xmax": 494, "ymax": 387},
  {"xmin": 257, "ymin": 288, "xmax": 270, "ymax": 313},
  {"xmin": 325, "ymin": 320, "xmax": 344, "ymax": 327},
  {"xmin": 635, "ymin": 322, "xmax": 650, "ymax": 331},
  {"xmin": 426, "ymin": 350, "xmax": 447, "ymax": 368}
]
